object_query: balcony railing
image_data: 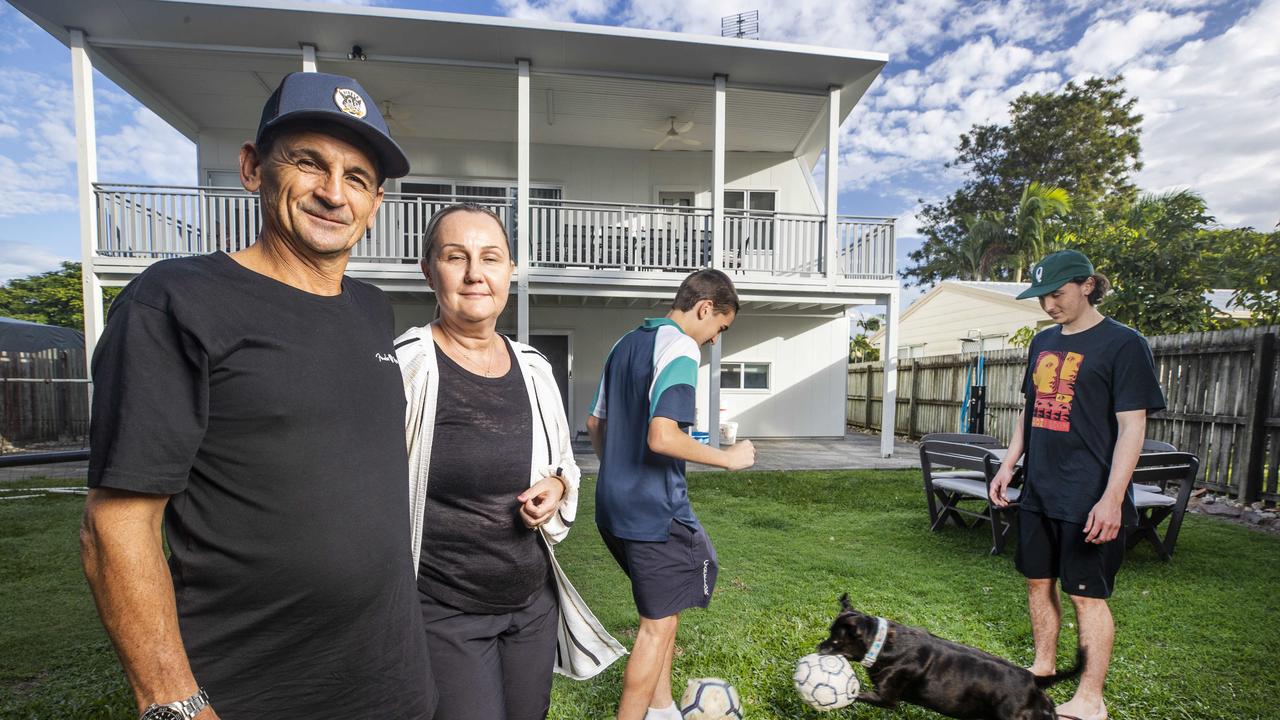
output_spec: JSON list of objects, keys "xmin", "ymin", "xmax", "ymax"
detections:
[{"xmin": 93, "ymin": 184, "xmax": 894, "ymax": 281}]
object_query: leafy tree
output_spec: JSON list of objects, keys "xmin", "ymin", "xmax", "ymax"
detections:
[
  {"xmin": 849, "ymin": 336, "xmax": 880, "ymax": 363},
  {"xmin": 946, "ymin": 212, "xmax": 1007, "ymax": 281},
  {"xmin": 0, "ymin": 262, "xmax": 119, "ymax": 331},
  {"xmin": 849, "ymin": 315, "xmax": 882, "ymax": 362},
  {"xmin": 1073, "ymin": 191, "xmax": 1219, "ymax": 335},
  {"xmin": 1207, "ymin": 227, "xmax": 1280, "ymax": 326},
  {"xmin": 908, "ymin": 77, "xmax": 1142, "ymax": 285},
  {"xmin": 1008, "ymin": 183, "xmax": 1072, "ymax": 281}
]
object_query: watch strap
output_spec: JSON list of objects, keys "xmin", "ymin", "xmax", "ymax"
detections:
[{"xmin": 140, "ymin": 688, "xmax": 209, "ymax": 720}]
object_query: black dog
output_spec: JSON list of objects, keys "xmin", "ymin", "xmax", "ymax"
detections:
[{"xmin": 818, "ymin": 594, "xmax": 1083, "ymax": 720}]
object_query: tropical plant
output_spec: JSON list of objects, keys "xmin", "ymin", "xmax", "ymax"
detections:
[
  {"xmin": 1009, "ymin": 325, "xmax": 1037, "ymax": 348},
  {"xmin": 1009, "ymin": 182, "xmax": 1071, "ymax": 279}
]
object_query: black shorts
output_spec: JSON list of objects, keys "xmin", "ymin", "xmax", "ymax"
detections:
[
  {"xmin": 600, "ymin": 520, "xmax": 718, "ymax": 620},
  {"xmin": 1015, "ymin": 509, "xmax": 1126, "ymax": 599}
]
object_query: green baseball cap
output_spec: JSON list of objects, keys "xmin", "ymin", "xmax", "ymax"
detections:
[{"xmin": 1016, "ymin": 250, "xmax": 1095, "ymax": 299}]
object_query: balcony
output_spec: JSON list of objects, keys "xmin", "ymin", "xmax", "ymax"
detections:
[{"xmin": 93, "ymin": 184, "xmax": 895, "ymax": 286}]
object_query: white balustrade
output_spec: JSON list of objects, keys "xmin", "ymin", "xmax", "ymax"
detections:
[{"xmin": 93, "ymin": 185, "xmax": 895, "ymax": 280}]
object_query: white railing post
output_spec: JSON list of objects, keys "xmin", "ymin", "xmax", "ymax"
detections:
[
  {"xmin": 825, "ymin": 84, "xmax": 840, "ymax": 290},
  {"xmin": 70, "ymin": 29, "xmax": 103, "ymax": 373},
  {"xmin": 516, "ymin": 59, "xmax": 531, "ymax": 344}
]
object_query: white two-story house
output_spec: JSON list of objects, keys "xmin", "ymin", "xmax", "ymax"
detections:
[{"xmin": 16, "ymin": 0, "xmax": 903, "ymax": 454}]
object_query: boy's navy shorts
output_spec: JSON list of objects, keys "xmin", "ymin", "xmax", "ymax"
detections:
[{"xmin": 600, "ymin": 519, "xmax": 718, "ymax": 620}]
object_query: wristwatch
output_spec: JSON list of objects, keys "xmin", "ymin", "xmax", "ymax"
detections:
[{"xmin": 139, "ymin": 688, "xmax": 209, "ymax": 720}]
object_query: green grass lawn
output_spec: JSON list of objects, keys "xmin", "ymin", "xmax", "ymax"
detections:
[{"xmin": 3, "ymin": 471, "xmax": 1278, "ymax": 719}]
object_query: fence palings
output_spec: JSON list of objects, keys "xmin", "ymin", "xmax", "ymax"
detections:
[
  {"xmin": 0, "ymin": 349, "xmax": 89, "ymax": 451},
  {"xmin": 848, "ymin": 326, "xmax": 1280, "ymax": 502}
]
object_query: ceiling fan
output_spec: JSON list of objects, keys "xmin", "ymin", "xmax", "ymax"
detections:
[{"xmin": 644, "ymin": 116, "xmax": 701, "ymax": 150}]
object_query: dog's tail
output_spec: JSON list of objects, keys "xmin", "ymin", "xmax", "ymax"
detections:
[{"xmin": 1033, "ymin": 648, "xmax": 1086, "ymax": 689}]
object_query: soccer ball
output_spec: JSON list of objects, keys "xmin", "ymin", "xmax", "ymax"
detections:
[
  {"xmin": 679, "ymin": 677, "xmax": 744, "ymax": 720},
  {"xmin": 793, "ymin": 653, "xmax": 860, "ymax": 711}
]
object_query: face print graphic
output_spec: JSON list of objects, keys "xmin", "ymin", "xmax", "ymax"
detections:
[{"xmin": 1031, "ymin": 350, "xmax": 1083, "ymax": 432}]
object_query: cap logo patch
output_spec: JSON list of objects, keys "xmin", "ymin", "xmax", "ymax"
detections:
[
  {"xmin": 1035, "ymin": 266, "xmax": 1044, "ymax": 282},
  {"xmin": 334, "ymin": 88, "xmax": 367, "ymax": 119}
]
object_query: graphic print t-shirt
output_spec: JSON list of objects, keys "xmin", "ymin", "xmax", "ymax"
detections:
[{"xmin": 1021, "ymin": 318, "xmax": 1166, "ymax": 525}]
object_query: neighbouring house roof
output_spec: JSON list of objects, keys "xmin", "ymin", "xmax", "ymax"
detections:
[
  {"xmin": 0, "ymin": 317, "xmax": 86, "ymax": 353},
  {"xmin": 866, "ymin": 281, "xmax": 1042, "ymax": 346},
  {"xmin": 1205, "ymin": 289, "xmax": 1251, "ymax": 318}
]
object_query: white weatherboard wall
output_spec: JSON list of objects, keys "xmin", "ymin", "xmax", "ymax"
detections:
[
  {"xmin": 197, "ymin": 131, "xmax": 819, "ymax": 212},
  {"xmin": 878, "ymin": 284, "xmax": 1047, "ymax": 357},
  {"xmin": 700, "ymin": 312, "xmax": 848, "ymax": 438},
  {"xmin": 389, "ymin": 299, "xmax": 849, "ymax": 438}
]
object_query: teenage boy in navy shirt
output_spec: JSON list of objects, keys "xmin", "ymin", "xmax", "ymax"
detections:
[
  {"xmin": 990, "ymin": 250, "xmax": 1165, "ymax": 720},
  {"xmin": 587, "ymin": 269, "xmax": 756, "ymax": 720}
]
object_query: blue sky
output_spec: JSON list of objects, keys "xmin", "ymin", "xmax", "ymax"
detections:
[{"xmin": 1, "ymin": 0, "xmax": 1276, "ymax": 291}]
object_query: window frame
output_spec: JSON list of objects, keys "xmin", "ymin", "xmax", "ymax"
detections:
[{"xmin": 720, "ymin": 361, "xmax": 771, "ymax": 393}]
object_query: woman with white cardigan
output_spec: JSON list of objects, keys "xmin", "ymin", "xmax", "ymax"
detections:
[{"xmin": 396, "ymin": 203, "xmax": 623, "ymax": 720}]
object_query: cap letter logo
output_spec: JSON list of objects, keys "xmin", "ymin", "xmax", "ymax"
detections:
[
  {"xmin": 334, "ymin": 88, "xmax": 367, "ymax": 118},
  {"xmin": 1035, "ymin": 266, "xmax": 1044, "ymax": 282}
]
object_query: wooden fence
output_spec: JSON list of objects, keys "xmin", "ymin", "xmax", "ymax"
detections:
[
  {"xmin": 0, "ymin": 349, "xmax": 89, "ymax": 452},
  {"xmin": 848, "ymin": 326, "xmax": 1280, "ymax": 503}
]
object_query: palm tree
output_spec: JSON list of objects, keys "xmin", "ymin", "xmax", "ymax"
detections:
[
  {"xmin": 943, "ymin": 212, "xmax": 1006, "ymax": 280},
  {"xmin": 1009, "ymin": 182, "xmax": 1071, "ymax": 281}
]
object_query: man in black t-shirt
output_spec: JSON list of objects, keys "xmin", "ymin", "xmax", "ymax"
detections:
[
  {"xmin": 990, "ymin": 250, "xmax": 1165, "ymax": 720},
  {"xmin": 82, "ymin": 73, "xmax": 434, "ymax": 719}
]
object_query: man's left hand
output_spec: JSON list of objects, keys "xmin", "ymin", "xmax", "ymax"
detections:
[
  {"xmin": 1083, "ymin": 496, "xmax": 1123, "ymax": 544},
  {"xmin": 518, "ymin": 476, "xmax": 566, "ymax": 529}
]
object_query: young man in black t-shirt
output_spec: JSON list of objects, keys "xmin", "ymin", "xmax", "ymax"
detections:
[
  {"xmin": 82, "ymin": 74, "xmax": 434, "ymax": 719},
  {"xmin": 990, "ymin": 250, "xmax": 1165, "ymax": 720}
]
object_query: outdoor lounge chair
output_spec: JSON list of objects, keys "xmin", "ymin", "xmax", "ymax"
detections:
[
  {"xmin": 1128, "ymin": 451, "xmax": 1199, "ymax": 561},
  {"xmin": 920, "ymin": 439, "xmax": 1020, "ymax": 555},
  {"xmin": 919, "ymin": 433, "xmax": 1002, "ymax": 480}
]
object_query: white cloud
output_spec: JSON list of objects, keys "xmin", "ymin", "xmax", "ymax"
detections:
[
  {"xmin": 1067, "ymin": 10, "xmax": 1205, "ymax": 76},
  {"xmin": 1125, "ymin": 0, "xmax": 1280, "ymax": 229},
  {"xmin": 98, "ymin": 108, "xmax": 196, "ymax": 186},
  {"xmin": 0, "ymin": 239, "xmax": 66, "ymax": 284}
]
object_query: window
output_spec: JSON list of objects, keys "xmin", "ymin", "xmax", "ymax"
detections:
[
  {"xmin": 398, "ymin": 180, "xmax": 562, "ymax": 259},
  {"xmin": 724, "ymin": 190, "xmax": 777, "ymax": 251},
  {"xmin": 721, "ymin": 362, "xmax": 770, "ymax": 391},
  {"xmin": 724, "ymin": 190, "xmax": 776, "ymax": 213}
]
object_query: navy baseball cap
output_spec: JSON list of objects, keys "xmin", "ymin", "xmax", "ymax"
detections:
[{"xmin": 256, "ymin": 71, "xmax": 409, "ymax": 179}]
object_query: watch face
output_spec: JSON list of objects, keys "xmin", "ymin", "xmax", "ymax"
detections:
[{"xmin": 141, "ymin": 707, "xmax": 184, "ymax": 720}]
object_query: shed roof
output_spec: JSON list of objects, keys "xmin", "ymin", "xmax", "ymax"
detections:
[{"xmin": 0, "ymin": 317, "xmax": 86, "ymax": 353}]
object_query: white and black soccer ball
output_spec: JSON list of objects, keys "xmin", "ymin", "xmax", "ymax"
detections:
[
  {"xmin": 680, "ymin": 677, "xmax": 744, "ymax": 720},
  {"xmin": 793, "ymin": 653, "xmax": 860, "ymax": 711}
]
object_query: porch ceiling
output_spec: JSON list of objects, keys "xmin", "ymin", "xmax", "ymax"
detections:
[{"xmin": 14, "ymin": 0, "xmax": 883, "ymax": 156}]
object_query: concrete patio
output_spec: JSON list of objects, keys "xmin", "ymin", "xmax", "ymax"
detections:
[{"xmin": 572, "ymin": 429, "xmax": 920, "ymax": 475}]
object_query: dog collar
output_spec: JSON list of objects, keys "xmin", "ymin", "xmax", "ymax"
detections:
[{"xmin": 861, "ymin": 617, "xmax": 889, "ymax": 668}]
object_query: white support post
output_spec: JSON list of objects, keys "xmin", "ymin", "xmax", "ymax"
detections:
[
  {"xmin": 711, "ymin": 74, "xmax": 726, "ymax": 271},
  {"xmin": 517, "ymin": 59, "xmax": 531, "ymax": 344},
  {"xmin": 709, "ymin": 74, "xmax": 727, "ymax": 448},
  {"xmin": 301, "ymin": 43, "xmax": 317, "ymax": 72},
  {"xmin": 880, "ymin": 289, "xmax": 901, "ymax": 457},
  {"xmin": 825, "ymin": 84, "xmax": 840, "ymax": 290},
  {"xmin": 70, "ymin": 29, "xmax": 103, "ymax": 375},
  {"xmin": 709, "ymin": 339, "xmax": 722, "ymax": 449}
]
